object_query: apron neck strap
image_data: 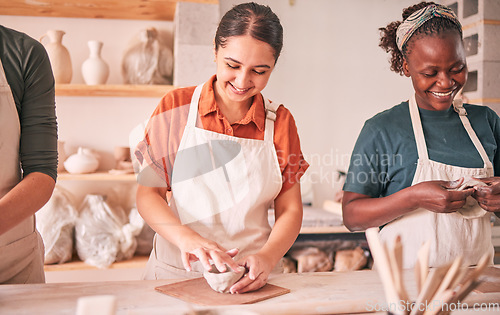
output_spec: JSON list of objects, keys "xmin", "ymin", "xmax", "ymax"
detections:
[
  {"xmin": 186, "ymin": 84, "xmax": 204, "ymax": 127},
  {"xmin": 453, "ymin": 99, "xmax": 493, "ymax": 170},
  {"xmin": 409, "ymin": 94, "xmax": 493, "ymax": 170},
  {"xmin": 264, "ymin": 97, "xmax": 279, "ymax": 142},
  {"xmin": 409, "ymin": 95, "xmax": 429, "ymax": 160}
]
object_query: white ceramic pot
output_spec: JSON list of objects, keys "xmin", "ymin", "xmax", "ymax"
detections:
[
  {"xmin": 64, "ymin": 147, "xmax": 99, "ymax": 174},
  {"xmin": 81, "ymin": 40, "xmax": 110, "ymax": 85}
]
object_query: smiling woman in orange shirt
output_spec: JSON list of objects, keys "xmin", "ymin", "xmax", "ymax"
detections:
[{"xmin": 135, "ymin": 2, "xmax": 308, "ymax": 294}]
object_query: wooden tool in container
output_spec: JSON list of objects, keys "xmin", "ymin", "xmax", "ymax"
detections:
[{"xmin": 365, "ymin": 227, "xmax": 492, "ymax": 315}]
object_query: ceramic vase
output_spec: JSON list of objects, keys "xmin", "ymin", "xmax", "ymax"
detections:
[
  {"xmin": 81, "ymin": 40, "xmax": 110, "ymax": 85},
  {"xmin": 40, "ymin": 30, "xmax": 72, "ymax": 84}
]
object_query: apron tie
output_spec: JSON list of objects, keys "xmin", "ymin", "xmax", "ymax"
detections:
[{"xmin": 453, "ymin": 98, "xmax": 467, "ymax": 116}]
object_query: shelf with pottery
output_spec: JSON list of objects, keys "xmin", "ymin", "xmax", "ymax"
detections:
[
  {"xmin": 55, "ymin": 83, "xmax": 176, "ymax": 98},
  {"xmin": 59, "ymin": 146, "xmax": 137, "ymax": 182},
  {"xmin": 43, "ymin": 33, "xmax": 176, "ymax": 97},
  {"xmin": 6, "ymin": 0, "xmax": 213, "ymax": 96}
]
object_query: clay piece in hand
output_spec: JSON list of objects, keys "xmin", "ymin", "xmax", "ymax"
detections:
[
  {"xmin": 203, "ymin": 265, "xmax": 245, "ymax": 293},
  {"xmin": 455, "ymin": 179, "xmax": 487, "ymax": 191},
  {"xmin": 452, "ymin": 178, "xmax": 488, "ymax": 219}
]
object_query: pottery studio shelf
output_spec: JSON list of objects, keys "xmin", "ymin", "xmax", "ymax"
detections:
[
  {"xmin": 58, "ymin": 171, "xmax": 137, "ymax": 182},
  {"xmin": 55, "ymin": 84, "xmax": 176, "ymax": 98},
  {"xmin": 3, "ymin": 0, "xmax": 218, "ymax": 21}
]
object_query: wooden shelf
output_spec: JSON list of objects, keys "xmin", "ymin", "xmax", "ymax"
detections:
[
  {"xmin": 44, "ymin": 255, "xmax": 148, "ymax": 272},
  {"xmin": 3, "ymin": 0, "xmax": 218, "ymax": 21},
  {"xmin": 299, "ymin": 225, "xmax": 353, "ymax": 234},
  {"xmin": 58, "ymin": 171, "xmax": 136, "ymax": 182},
  {"xmin": 55, "ymin": 84, "xmax": 176, "ymax": 97}
]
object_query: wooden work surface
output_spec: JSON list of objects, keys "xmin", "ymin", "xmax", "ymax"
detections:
[{"xmin": 1, "ymin": 268, "xmax": 499, "ymax": 315}]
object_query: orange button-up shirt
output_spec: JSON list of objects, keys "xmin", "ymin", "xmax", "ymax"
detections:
[{"xmin": 136, "ymin": 75, "xmax": 309, "ymax": 197}]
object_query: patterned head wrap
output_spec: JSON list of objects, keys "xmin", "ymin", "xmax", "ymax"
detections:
[{"xmin": 396, "ymin": 4, "xmax": 461, "ymax": 52}]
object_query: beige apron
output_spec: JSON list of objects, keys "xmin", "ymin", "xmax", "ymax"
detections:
[
  {"xmin": 144, "ymin": 84, "xmax": 283, "ymax": 279},
  {"xmin": 380, "ymin": 95, "xmax": 494, "ymax": 269},
  {"xmin": 0, "ymin": 58, "xmax": 45, "ymax": 284}
]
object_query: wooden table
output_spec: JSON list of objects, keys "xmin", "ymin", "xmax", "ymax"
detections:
[{"xmin": 1, "ymin": 269, "xmax": 499, "ymax": 315}]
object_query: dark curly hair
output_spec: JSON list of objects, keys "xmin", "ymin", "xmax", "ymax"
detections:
[
  {"xmin": 379, "ymin": 1, "xmax": 463, "ymax": 75},
  {"xmin": 214, "ymin": 2, "xmax": 283, "ymax": 64}
]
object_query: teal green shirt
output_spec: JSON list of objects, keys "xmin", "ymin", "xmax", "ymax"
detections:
[
  {"xmin": 0, "ymin": 25, "xmax": 57, "ymax": 181},
  {"xmin": 343, "ymin": 101, "xmax": 500, "ymax": 197}
]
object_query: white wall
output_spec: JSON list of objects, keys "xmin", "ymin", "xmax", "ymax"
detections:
[
  {"xmin": 1, "ymin": 0, "xmax": 417, "ymax": 207},
  {"xmin": 220, "ymin": 0, "xmax": 416, "ymax": 206}
]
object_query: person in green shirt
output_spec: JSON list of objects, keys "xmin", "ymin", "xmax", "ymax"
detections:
[
  {"xmin": 342, "ymin": 1, "xmax": 500, "ymax": 268},
  {"xmin": 0, "ymin": 25, "xmax": 57, "ymax": 284}
]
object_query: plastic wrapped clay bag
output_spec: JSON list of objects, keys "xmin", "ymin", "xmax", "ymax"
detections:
[
  {"xmin": 36, "ymin": 186, "xmax": 78, "ymax": 264},
  {"xmin": 121, "ymin": 27, "xmax": 173, "ymax": 85},
  {"xmin": 75, "ymin": 194, "xmax": 143, "ymax": 268}
]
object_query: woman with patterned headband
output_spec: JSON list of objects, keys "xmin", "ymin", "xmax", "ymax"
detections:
[{"xmin": 342, "ymin": 1, "xmax": 500, "ymax": 268}]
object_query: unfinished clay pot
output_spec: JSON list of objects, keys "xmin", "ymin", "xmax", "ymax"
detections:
[{"xmin": 203, "ymin": 265, "xmax": 245, "ymax": 293}]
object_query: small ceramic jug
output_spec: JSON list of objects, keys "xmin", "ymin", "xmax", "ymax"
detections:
[
  {"xmin": 81, "ymin": 40, "xmax": 110, "ymax": 85},
  {"xmin": 40, "ymin": 30, "xmax": 72, "ymax": 84},
  {"xmin": 64, "ymin": 147, "xmax": 100, "ymax": 174}
]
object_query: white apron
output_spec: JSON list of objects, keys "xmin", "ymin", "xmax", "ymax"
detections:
[
  {"xmin": 0, "ymin": 58, "xmax": 45, "ymax": 284},
  {"xmin": 380, "ymin": 95, "xmax": 494, "ymax": 269},
  {"xmin": 144, "ymin": 84, "xmax": 283, "ymax": 279}
]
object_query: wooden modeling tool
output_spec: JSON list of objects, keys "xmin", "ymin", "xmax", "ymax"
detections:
[
  {"xmin": 365, "ymin": 229, "xmax": 491, "ymax": 315},
  {"xmin": 446, "ymin": 252, "xmax": 492, "ymax": 306},
  {"xmin": 422, "ymin": 289, "xmax": 454, "ymax": 315},
  {"xmin": 416, "ymin": 240, "xmax": 430, "ymax": 292},
  {"xmin": 433, "ymin": 256, "xmax": 463, "ymax": 299},
  {"xmin": 365, "ymin": 228, "xmax": 403, "ymax": 315},
  {"xmin": 410, "ymin": 263, "xmax": 451, "ymax": 315},
  {"xmin": 388, "ymin": 235, "xmax": 409, "ymax": 303}
]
